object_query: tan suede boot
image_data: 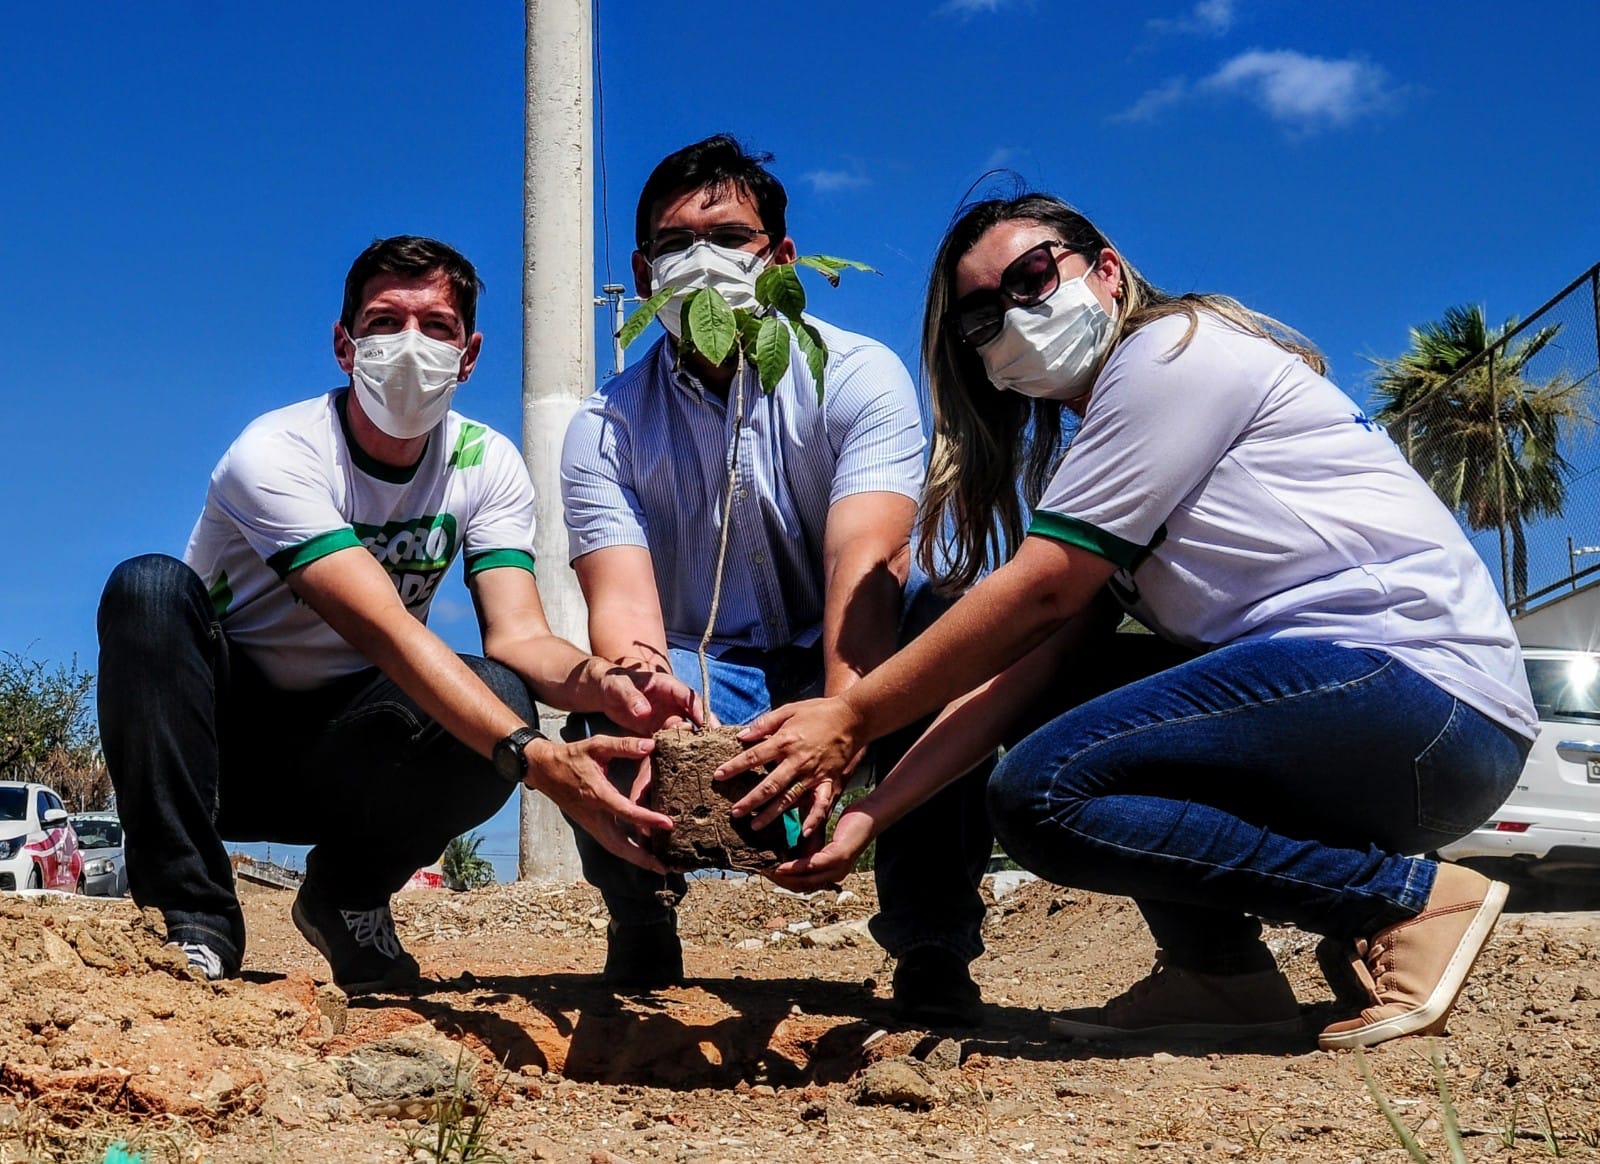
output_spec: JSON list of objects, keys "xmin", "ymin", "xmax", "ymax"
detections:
[
  {"xmin": 1049, "ymin": 955, "xmax": 1303, "ymax": 1041},
  {"xmin": 1318, "ymin": 862, "xmax": 1508, "ymax": 1050}
]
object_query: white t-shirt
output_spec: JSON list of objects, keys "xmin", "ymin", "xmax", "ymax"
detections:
[
  {"xmin": 1029, "ymin": 311, "xmax": 1537, "ymax": 738},
  {"xmin": 184, "ymin": 390, "xmax": 537, "ymax": 690}
]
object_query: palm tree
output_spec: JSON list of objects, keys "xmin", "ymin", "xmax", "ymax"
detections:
[
  {"xmin": 1370, "ymin": 304, "xmax": 1588, "ymax": 609},
  {"xmin": 441, "ymin": 831, "xmax": 495, "ymax": 892}
]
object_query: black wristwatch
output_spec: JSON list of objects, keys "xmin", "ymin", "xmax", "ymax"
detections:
[{"xmin": 492, "ymin": 725, "xmax": 546, "ymax": 784}]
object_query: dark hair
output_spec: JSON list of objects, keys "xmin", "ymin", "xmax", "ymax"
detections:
[
  {"xmin": 634, "ymin": 134, "xmax": 788, "ymax": 250},
  {"xmin": 341, "ymin": 235, "xmax": 485, "ymax": 336}
]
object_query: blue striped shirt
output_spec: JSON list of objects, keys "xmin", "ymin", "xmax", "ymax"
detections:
[{"xmin": 561, "ymin": 315, "xmax": 925, "ymax": 653}]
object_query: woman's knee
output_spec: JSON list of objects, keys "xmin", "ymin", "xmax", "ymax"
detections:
[{"xmin": 987, "ymin": 749, "xmax": 1063, "ymax": 854}]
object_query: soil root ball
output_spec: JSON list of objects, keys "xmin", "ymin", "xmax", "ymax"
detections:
[{"xmin": 648, "ymin": 726, "xmax": 793, "ymax": 872}]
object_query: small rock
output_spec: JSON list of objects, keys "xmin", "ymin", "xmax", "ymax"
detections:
[
  {"xmin": 313, "ymin": 983, "xmax": 348, "ymax": 1036},
  {"xmin": 800, "ymin": 917, "xmax": 875, "ymax": 950},
  {"xmin": 853, "ymin": 1058, "xmax": 941, "ymax": 1109},
  {"xmin": 922, "ymin": 1038, "xmax": 963, "ymax": 1072},
  {"xmin": 734, "ymin": 938, "xmax": 764, "ymax": 951}
]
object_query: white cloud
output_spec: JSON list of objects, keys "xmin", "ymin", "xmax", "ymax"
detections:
[
  {"xmin": 1203, "ymin": 49, "xmax": 1395, "ymax": 128},
  {"xmin": 802, "ymin": 168, "xmax": 871, "ymax": 193},
  {"xmin": 1193, "ymin": 0, "xmax": 1236, "ymax": 32},
  {"xmin": 429, "ymin": 594, "xmax": 472, "ymax": 624},
  {"xmin": 1149, "ymin": 0, "xmax": 1236, "ymax": 36},
  {"xmin": 1110, "ymin": 78, "xmax": 1191, "ymax": 124},
  {"xmin": 1112, "ymin": 48, "xmax": 1398, "ymax": 131},
  {"xmin": 937, "ymin": 0, "xmax": 1014, "ymax": 16}
]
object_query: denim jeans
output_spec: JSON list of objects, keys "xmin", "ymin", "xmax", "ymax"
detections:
[
  {"xmin": 986, "ymin": 634, "xmax": 1530, "ymax": 973},
  {"xmin": 97, "ymin": 554, "xmax": 524, "ymax": 972},
  {"xmin": 570, "ymin": 581, "xmax": 995, "ymax": 963}
]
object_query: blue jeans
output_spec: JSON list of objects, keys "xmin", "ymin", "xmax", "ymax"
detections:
[
  {"xmin": 987, "ymin": 635, "xmax": 1529, "ymax": 973},
  {"xmin": 570, "ymin": 584, "xmax": 995, "ymax": 962},
  {"xmin": 97, "ymin": 554, "xmax": 524, "ymax": 972}
]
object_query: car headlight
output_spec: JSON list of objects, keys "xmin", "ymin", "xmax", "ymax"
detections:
[
  {"xmin": 0, "ymin": 837, "xmax": 19, "ymax": 860},
  {"xmin": 84, "ymin": 859, "xmax": 112, "ymax": 876}
]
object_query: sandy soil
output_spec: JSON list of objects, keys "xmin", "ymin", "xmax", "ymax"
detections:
[{"xmin": 1, "ymin": 873, "xmax": 1597, "ymax": 1163}]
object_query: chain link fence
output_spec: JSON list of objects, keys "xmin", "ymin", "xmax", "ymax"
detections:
[{"xmin": 1377, "ymin": 262, "xmax": 1600, "ymax": 615}]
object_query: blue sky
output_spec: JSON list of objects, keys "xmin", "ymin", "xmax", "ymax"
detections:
[{"xmin": 6, "ymin": 1, "xmax": 1599, "ymax": 878}]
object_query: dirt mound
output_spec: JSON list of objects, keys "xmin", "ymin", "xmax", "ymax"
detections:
[{"xmin": 0, "ymin": 877, "xmax": 1595, "ymax": 1163}]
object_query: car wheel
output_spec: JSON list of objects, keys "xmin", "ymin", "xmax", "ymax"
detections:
[
  {"xmin": 26, "ymin": 864, "xmax": 42, "ymax": 890},
  {"xmin": 76, "ymin": 875, "xmax": 86, "ymax": 895}
]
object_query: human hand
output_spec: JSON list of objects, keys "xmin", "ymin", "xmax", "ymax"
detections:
[
  {"xmin": 523, "ymin": 736, "xmax": 673, "ymax": 873},
  {"xmin": 594, "ymin": 661, "xmax": 704, "ymax": 735},
  {"xmin": 765, "ymin": 808, "xmax": 876, "ymax": 892},
  {"xmin": 713, "ymin": 696, "xmax": 867, "ymax": 829}
]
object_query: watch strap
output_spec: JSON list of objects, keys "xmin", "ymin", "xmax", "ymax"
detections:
[{"xmin": 495, "ymin": 725, "xmax": 546, "ymax": 783}]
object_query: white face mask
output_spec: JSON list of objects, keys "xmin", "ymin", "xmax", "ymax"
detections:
[
  {"xmin": 650, "ymin": 242, "xmax": 767, "ymax": 339},
  {"xmin": 349, "ymin": 328, "xmax": 464, "ymax": 439},
  {"xmin": 978, "ymin": 270, "xmax": 1116, "ymax": 402}
]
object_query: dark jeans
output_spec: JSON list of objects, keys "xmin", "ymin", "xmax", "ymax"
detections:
[
  {"xmin": 97, "ymin": 554, "xmax": 523, "ymax": 971},
  {"xmin": 571, "ymin": 582, "xmax": 995, "ymax": 963},
  {"xmin": 987, "ymin": 634, "xmax": 1530, "ymax": 974}
]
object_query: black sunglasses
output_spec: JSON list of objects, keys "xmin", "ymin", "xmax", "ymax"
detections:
[
  {"xmin": 949, "ymin": 240, "xmax": 1077, "ymax": 348},
  {"xmin": 642, "ymin": 225, "xmax": 771, "ymax": 262}
]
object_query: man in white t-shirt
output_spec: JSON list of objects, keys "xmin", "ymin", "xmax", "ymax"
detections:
[{"xmin": 97, "ymin": 236, "xmax": 700, "ymax": 993}]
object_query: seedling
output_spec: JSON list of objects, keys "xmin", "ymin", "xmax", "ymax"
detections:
[{"xmin": 618, "ymin": 256, "xmax": 875, "ymax": 870}]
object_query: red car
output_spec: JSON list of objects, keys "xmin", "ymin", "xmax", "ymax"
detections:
[{"xmin": 0, "ymin": 781, "xmax": 84, "ymax": 893}]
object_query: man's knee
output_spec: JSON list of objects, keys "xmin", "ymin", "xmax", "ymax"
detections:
[
  {"xmin": 100, "ymin": 554, "xmax": 200, "ymax": 625},
  {"xmin": 464, "ymin": 656, "xmax": 535, "ymax": 722}
]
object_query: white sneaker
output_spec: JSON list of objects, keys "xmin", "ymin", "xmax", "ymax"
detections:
[{"xmin": 167, "ymin": 940, "xmax": 226, "ymax": 980}]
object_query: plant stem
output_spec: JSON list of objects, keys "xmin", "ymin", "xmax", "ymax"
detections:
[{"xmin": 698, "ymin": 352, "xmax": 746, "ymax": 716}]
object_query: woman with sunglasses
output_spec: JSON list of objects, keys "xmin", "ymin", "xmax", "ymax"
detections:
[{"xmin": 717, "ymin": 194, "xmax": 1535, "ymax": 1049}]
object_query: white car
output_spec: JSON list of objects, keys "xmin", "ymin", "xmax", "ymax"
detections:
[
  {"xmin": 1439, "ymin": 647, "xmax": 1600, "ymax": 884},
  {"xmin": 0, "ymin": 780, "xmax": 84, "ymax": 893}
]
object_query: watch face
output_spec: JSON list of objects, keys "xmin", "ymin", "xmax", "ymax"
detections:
[{"xmin": 495, "ymin": 738, "xmax": 526, "ymax": 783}]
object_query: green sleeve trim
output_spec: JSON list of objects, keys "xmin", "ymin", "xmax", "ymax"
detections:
[
  {"xmin": 1027, "ymin": 511, "xmax": 1144, "ymax": 570},
  {"xmin": 465, "ymin": 548, "xmax": 536, "ymax": 577},
  {"xmin": 206, "ymin": 572, "xmax": 233, "ymax": 618},
  {"xmin": 266, "ymin": 528, "xmax": 363, "ymax": 577}
]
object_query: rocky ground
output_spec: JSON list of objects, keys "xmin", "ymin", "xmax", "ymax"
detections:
[{"xmin": 0, "ymin": 873, "xmax": 1597, "ymax": 1163}]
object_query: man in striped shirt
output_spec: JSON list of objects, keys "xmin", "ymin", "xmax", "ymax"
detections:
[{"xmin": 561, "ymin": 136, "xmax": 993, "ymax": 1025}]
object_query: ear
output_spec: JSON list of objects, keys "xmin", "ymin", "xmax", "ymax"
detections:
[
  {"xmin": 457, "ymin": 332, "xmax": 484, "ymax": 383},
  {"xmin": 632, "ymin": 250, "xmax": 653, "ymax": 300},
  {"xmin": 333, "ymin": 322, "xmax": 356, "ymax": 374},
  {"xmin": 1094, "ymin": 248, "xmax": 1124, "ymax": 302},
  {"xmin": 770, "ymin": 236, "xmax": 798, "ymax": 267}
]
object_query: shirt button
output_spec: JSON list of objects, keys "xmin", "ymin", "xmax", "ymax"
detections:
[
  {"xmin": 736, "ymin": 488, "xmax": 749, "ymax": 500},
  {"xmin": 752, "ymin": 552, "xmax": 766, "ymax": 564}
]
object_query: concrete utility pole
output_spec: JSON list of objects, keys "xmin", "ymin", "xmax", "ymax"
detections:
[{"xmin": 519, "ymin": 0, "xmax": 592, "ymax": 881}]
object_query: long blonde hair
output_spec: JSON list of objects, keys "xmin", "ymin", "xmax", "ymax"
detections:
[{"xmin": 917, "ymin": 194, "xmax": 1326, "ymax": 590}]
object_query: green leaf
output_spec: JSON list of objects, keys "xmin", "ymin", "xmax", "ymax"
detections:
[
  {"xmin": 790, "ymin": 319, "xmax": 828, "ymax": 402},
  {"xmin": 736, "ymin": 312, "xmax": 764, "ymax": 361},
  {"xmin": 684, "ymin": 288, "xmax": 738, "ymax": 365},
  {"xmin": 795, "ymin": 254, "xmax": 879, "ymax": 287},
  {"xmin": 755, "ymin": 264, "xmax": 807, "ymax": 321},
  {"xmin": 754, "ymin": 315, "xmax": 791, "ymax": 394},
  {"xmin": 617, "ymin": 286, "xmax": 675, "ymax": 350}
]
